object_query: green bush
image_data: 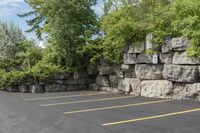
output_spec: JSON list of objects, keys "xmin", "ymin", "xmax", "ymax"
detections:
[{"xmin": 0, "ymin": 62, "xmax": 67, "ymax": 87}]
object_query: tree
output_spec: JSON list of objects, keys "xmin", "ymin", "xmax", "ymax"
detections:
[
  {"xmin": 0, "ymin": 21, "xmax": 25, "ymax": 59},
  {"xmin": 20, "ymin": 0, "xmax": 98, "ymax": 68},
  {"xmin": 17, "ymin": 40, "xmax": 43, "ymax": 69}
]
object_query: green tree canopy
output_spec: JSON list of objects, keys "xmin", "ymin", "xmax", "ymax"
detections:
[
  {"xmin": 20, "ymin": 0, "xmax": 98, "ymax": 68},
  {"xmin": 0, "ymin": 21, "xmax": 25, "ymax": 59}
]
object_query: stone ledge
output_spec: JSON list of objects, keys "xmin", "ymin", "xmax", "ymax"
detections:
[
  {"xmin": 141, "ymin": 80, "xmax": 173, "ymax": 98},
  {"xmin": 118, "ymin": 78, "xmax": 141, "ymax": 95},
  {"xmin": 163, "ymin": 64, "xmax": 199, "ymax": 83},
  {"xmin": 135, "ymin": 64, "xmax": 163, "ymax": 80}
]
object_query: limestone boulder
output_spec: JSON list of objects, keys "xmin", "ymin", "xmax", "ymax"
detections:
[
  {"xmin": 98, "ymin": 65, "xmax": 113, "ymax": 75},
  {"xmin": 161, "ymin": 38, "xmax": 172, "ymax": 53},
  {"xmin": 30, "ymin": 85, "xmax": 44, "ymax": 93},
  {"xmin": 128, "ymin": 42, "xmax": 145, "ymax": 54},
  {"xmin": 135, "ymin": 64, "xmax": 163, "ymax": 80},
  {"xmin": 163, "ymin": 65, "xmax": 199, "ymax": 83},
  {"xmin": 73, "ymin": 71, "xmax": 88, "ymax": 79},
  {"xmin": 173, "ymin": 51, "xmax": 200, "ymax": 65},
  {"xmin": 96, "ymin": 76, "xmax": 110, "ymax": 87},
  {"xmin": 88, "ymin": 83, "xmax": 100, "ymax": 91},
  {"xmin": 109, "ymin": 75, "xmax": 120, "ymax": 88},
  {"xmin": 113, "ymin": 65, "xmax": 124, "ymax": 78},
  {"xmin": 171, "ymin": 37, "xmax": 190, "ymax": 51},
  {"xmin": 124, "ymin": 71, "xmax": 136, "ymax": 78},
  {"xmin": 87, "ymin": 65, "xmax": 98, "ymax": 75},
  {"xmin": 18, "ymin": 85, "xmax": 29, "ymax": 93},
  {"xmin": 137, "ymin": 54, "xmax": 153, "ymax": 64},
  {"xmin": 141, "ymin": 80, "xmax": 173, "ymax": 98},
  {"xmin": 118, "ymin": 78, "xmax": 141, "ymax": 95},
  {"xmin": 45, "ymin": 84, "xmax": 67, "ymax": 92},
  {"xmin": 146, "ymin": 33, "xmax": 153, "ymax": 50},
  {"xmin": 5, "ymin": 86, "xmax": 19, "ymax": 92},
  {"xmin": 159, "ymin": 53, "xmax": 174, "ymax": 64},
  {"xmin": 173, "ymin": 83, "xmax": 200, "ymax": 100},
  {"xmin": 123, "ymin": 54, "xmax": 137, "ymax": 64}
]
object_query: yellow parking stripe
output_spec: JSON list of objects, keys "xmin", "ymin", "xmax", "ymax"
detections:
[
  {"xmin": 64, "ymin": 99, "xmax": 173, "ymax": 115},
  {"xmin": 41, "ymin": 95, "xmax": 137, "ymax": 107},
  {"xmin": 24, "ymin": 92, "xmax": 109, "ymax": 101},
  {"xmin": 103, "ymin": 108, "xmax": 200, "ymax": 126}
]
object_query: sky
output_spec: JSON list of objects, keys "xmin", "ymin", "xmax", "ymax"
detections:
[{"xmin": 0, "ymin": 0, "xmax": 104, "ymax": 42}]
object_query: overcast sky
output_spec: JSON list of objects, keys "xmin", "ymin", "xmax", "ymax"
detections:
[{"xmin": 0, "ymin": 0, "xmax": 104, "ymax": 41}]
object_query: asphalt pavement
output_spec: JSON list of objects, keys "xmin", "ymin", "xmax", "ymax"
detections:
[{"xmin": 0, "ymin": 91, "xmax": 200, "ymax": 133}]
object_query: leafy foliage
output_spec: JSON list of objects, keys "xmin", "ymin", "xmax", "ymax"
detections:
[
  {"xmin": 20, "ymin": 0, "xmax": 98, "ymax": 68},
  {"xmin": 0, "ymin": 21, "xmax": 25, "ymax": 59},
  {"xmin": 81, "ymin": 0, "xmax": 169, "ymax": 64}
]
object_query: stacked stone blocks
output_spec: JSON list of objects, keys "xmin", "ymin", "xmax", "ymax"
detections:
[{"xmin": 95, "ymin": 37, "xmax": 200, "ymax": 101}]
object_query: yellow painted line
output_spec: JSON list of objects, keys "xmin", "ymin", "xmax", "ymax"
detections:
[
  {"xmin": 64, "ymin": 99, "xmax": 173, "ymax": 115},
  {"xmin": 41, "ymin": 95, "xmax": 137, "ymax": 107},
  {"xmin": 103, "ymin": 108, "xmax": 200, "ymax": 126},
  {"xmin": 24, "ymin": 92, "xmax": 109, "ymax": 101}
]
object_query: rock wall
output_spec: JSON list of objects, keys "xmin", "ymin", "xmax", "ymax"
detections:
[
  {"xmin": 93, "ymin": 37, "xmax": 200, "ymax": 101},
  {"xmin": 3, "ymin": 68, "xmax": 97, "ymax": 93},
  {"xmin": 3, "ymin": 36, "xmax": 200, "ymax": 101}
]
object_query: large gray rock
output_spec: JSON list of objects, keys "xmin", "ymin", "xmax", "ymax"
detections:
[
  {"xmin": 128, "ymin": 42, "xmax": 145, "ymax": 54},
  {"xmin": 18, "ymin": 85, "xmax": 29, "ymax": 93},
  {"xmin": 173, "ymin": 51, "xmax": 200, "ymax": 64},
  {"xmin": 87, "ymin": 65, "xmax": 98, "ymax": 75},
  {"xmin": 124, "ymin": 71, "xmax": 136, "ymax": 78},
  {"xmin": 171, "ymin": 37, "xmax": 190, "ymax": 51},
  {"xmin": 96, "ymin": 76, "xmax": 110, "ymax": 87},
  {"xmin": 137, "ymin": 54, "xmax": 153, "ymax": 64},
  {"xmin": 30, "ymin": 85, "xmax": 44, "ymax": 93},
  {"xmin": 135, "ymin": 64, "xmax": 163, "ymax": 80},
  {"xmin": 100, "ymin": 87, "xmax": 120, "ymax": 93},
  {"xmin": 118, "ymin": 78, "xmax": 141, "ymax": 95},
  {"xmin": 109, "ymin": 75, "xmax": 120, "ymax": 88},
  {"xmin": 5, "ymin": 86, "xmax": 19, "ymax": 92},
  {"xmin": 98, "ymin": 65, "xmax": 113, "ymax": 75},
  {"xmin": 88, "ymin": 83, "xmax": 100, "ymax": 91},
  {"xmin": 146, "ymin": 33, "xmax": 153, "ymax": 50},
  {"xmin": 141, "ymin": 80, "xmax": 173, "ymax": 98},
  {"xmin": 67, "ymin": 85, "xmax": 88, "ymax": 91},
  {"xmin": 45, "ymin": 84, "xmax": 67, "ymax": 92},
  {"xmin": 173, "ymin": 83, "xmax": 200, "ymax": 100},
  {"xmin": 120, "ymin": 64, "xmax": 136, "ymax": 78},
  {"xmin": 159, "ymin": 53, "xmax": 174, "ymax": 64},
  {"xmin": 73, "ymin": 71, "xmax": 88, "ymax": 79},
  {"xmin": 163, "ymin": 65, "xmax": 199, "ymax": 83},
  {"xmin": 113, "ymin": 65, "xmax": 124, "ymax": 78},
  {"xmin": 161, "ymin": 38, "xmax": 172, "ymax": 53},
  {"xmin": 123, "ymin": 54, "xmax": 137, "ymax": 64}
]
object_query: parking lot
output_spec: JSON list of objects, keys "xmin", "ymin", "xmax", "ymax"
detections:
[{"xmin": 1, "ymin": 91, "xmax": 200, "ymax": 133}]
